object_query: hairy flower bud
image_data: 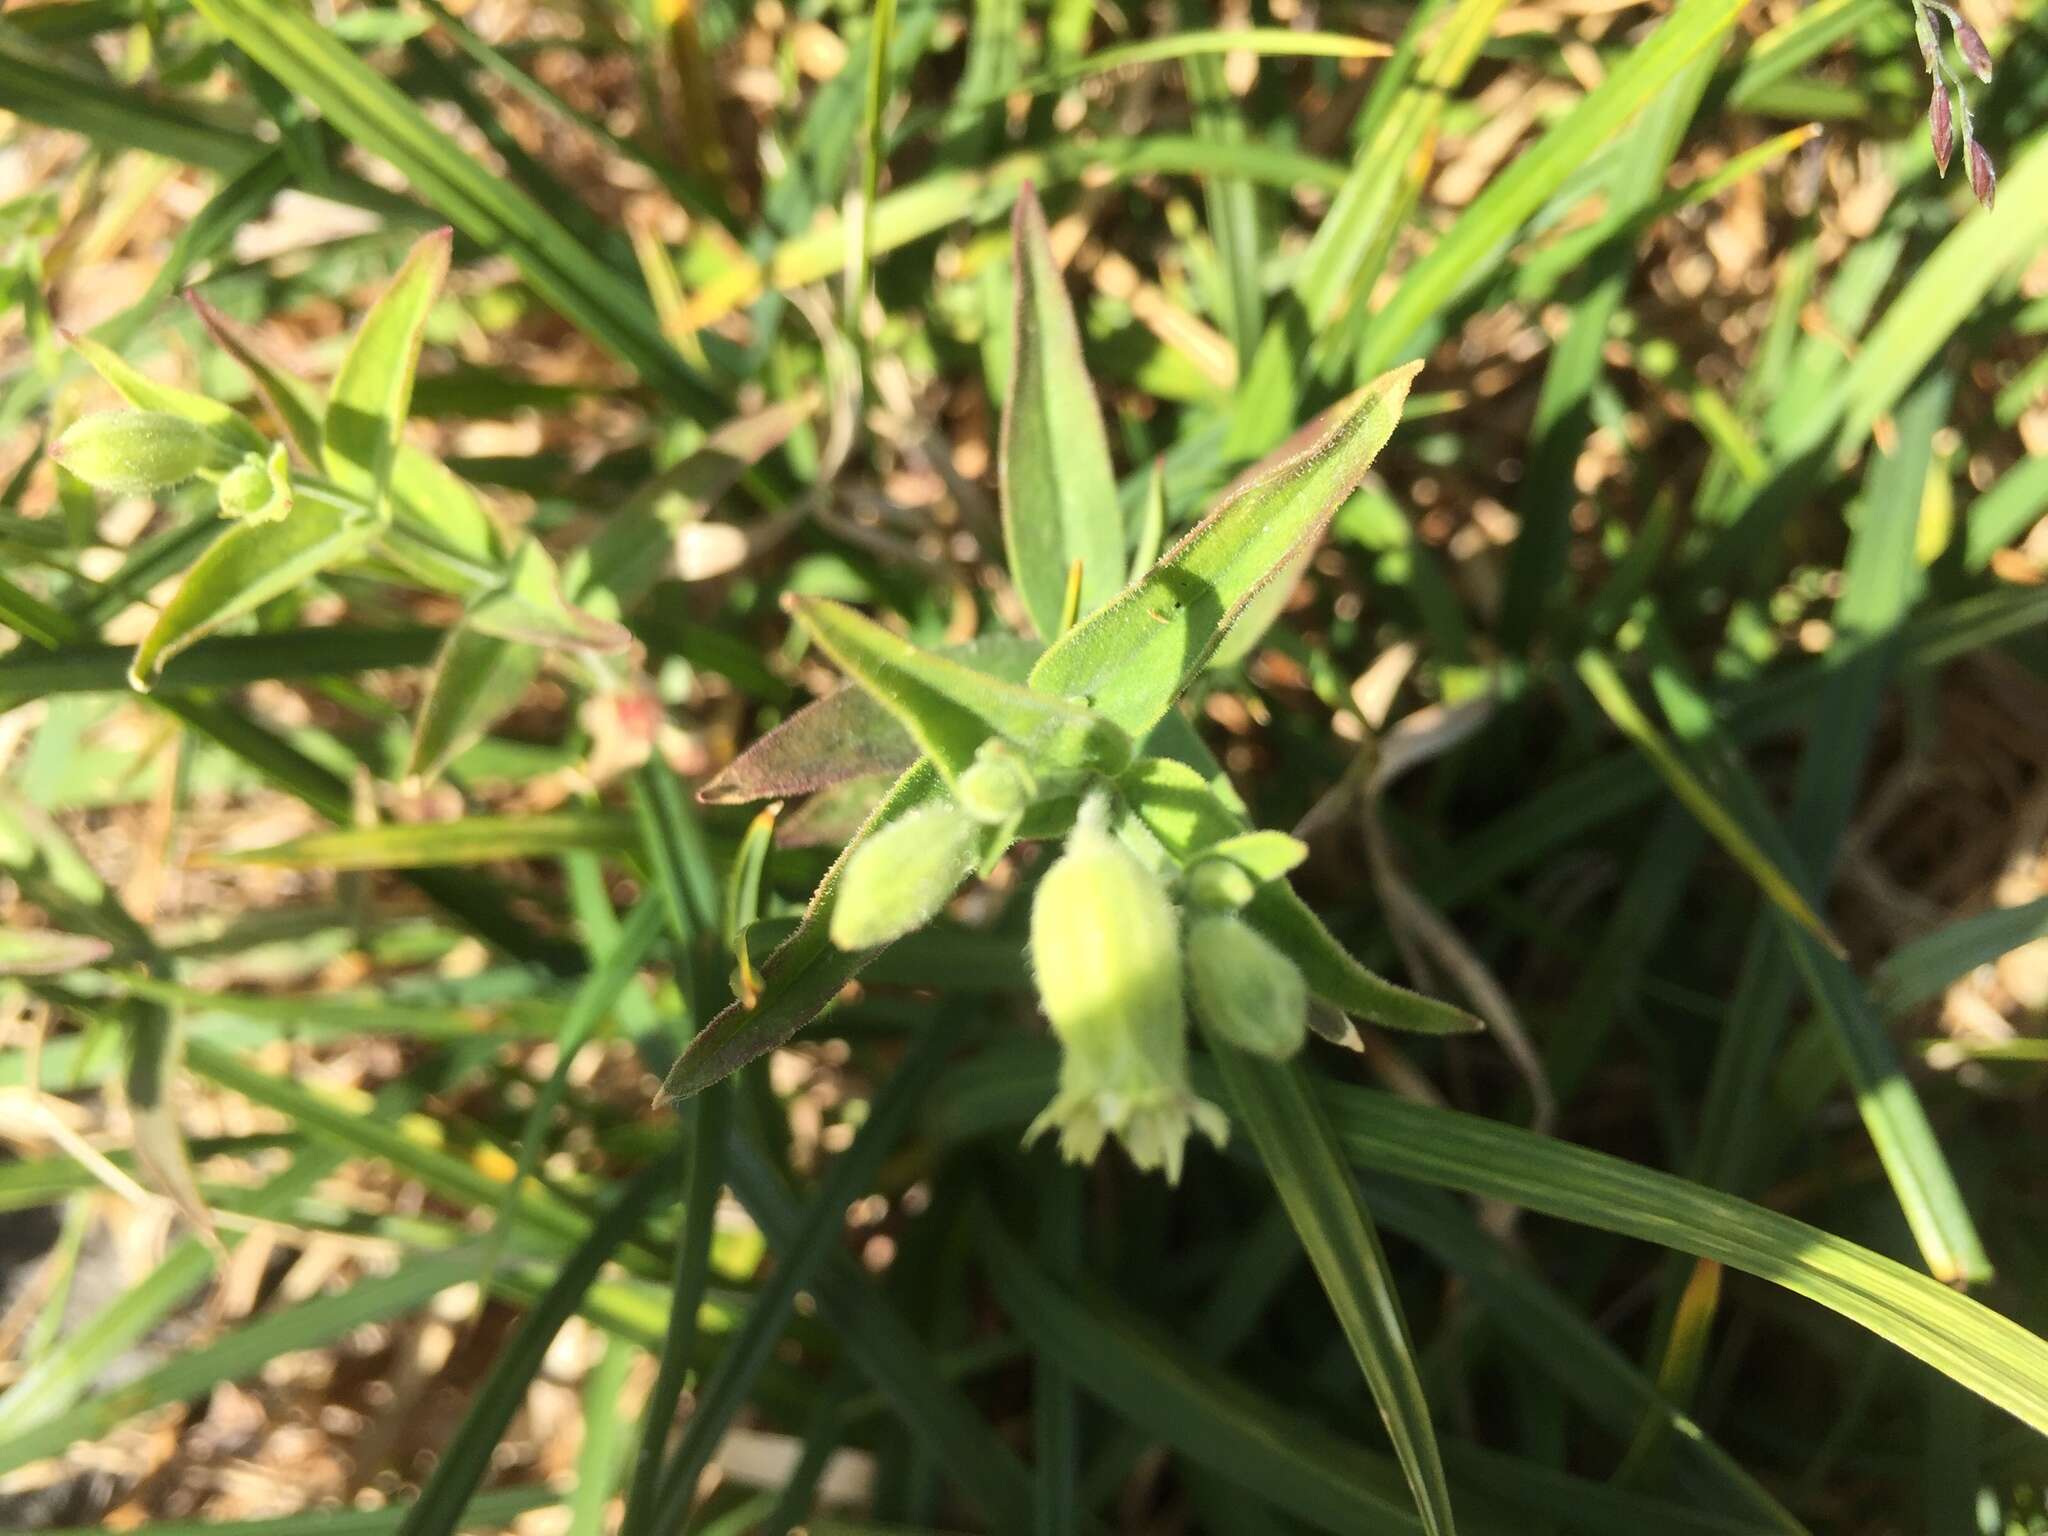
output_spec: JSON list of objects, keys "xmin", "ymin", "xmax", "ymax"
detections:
[
  {"xmin": 1026, "ymin": 795, "xmax": 1226, "ymax": 1182},
  {"xmin": 52, "ymin": 411, "xmax": 209, "ymax": 495},
  {"xmin": 829, "ymin": 801, "xmax": 976, "ymax": 951},
  {"xmin": 956, "ymin": 741, "xmax": 1037, "ymax": 826},
  {"xmin": 1967, "ymin": 140, "xmax": 1997, "ymax": 209},
  {"xmin": 1185, "ymin": 856, "xmax": 1258, "ymax": 913},
  {"xmin": 217, "ymin": 443, "xmax": 293, "ymax": 524},
  {"xmin": 1929, "ymin": 81, "xmax": 1954, "ymax": 175},
  {"xmin": 1186, "ymin": 912, "xmax": 1309, "ymax": 1061}
]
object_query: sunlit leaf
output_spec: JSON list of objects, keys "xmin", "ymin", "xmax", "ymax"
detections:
[
  {"xmin": 1001, "ymin": 181, "xmax": 1126, "ymax": 638},
  {"xmin": 324, "ymin": 227, "xmax": 452, "ymax": 522},
  {"xmin": 1032, "ymin": 365, "xmax": 1419, "ymax": 737},
  {"xmin": 129, "ymin": 498, "xmax": 378, "ymax": 691}
]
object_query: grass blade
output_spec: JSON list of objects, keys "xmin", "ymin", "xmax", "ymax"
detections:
[
  {"xmin": 396, "ymin": 1160, "xmax": 675, "ymax": 1536},
  {"xmin": 1208, "ymin": 1047, "xmax": 1457, "ymax": 1535}
]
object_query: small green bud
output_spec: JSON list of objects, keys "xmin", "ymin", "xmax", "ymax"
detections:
[
  {"xmin": 829, "ymin": 801, "xmax": 977, "ymax": 951},
  {"xmin": 1186, "ymin": 912, "xmax": 1308, "ymax": 1061},
  {"xmin": 52, "ymin": 411, "xmax": 210, "ymax": 495},
  {"xmin": 956, "ymin": 741, "xmax": 1037, "ymax": 825},
  {"xmin": 1025, "ymin": 794, "xmax": 1226, "ymax": 1182},
  {"xmin": 217, "ymin": 443, "xmax": 293, "ymax": 524},
  {"xmin": 1185, "ymin": 857, "xmax": 1258, "ymax": 912}
]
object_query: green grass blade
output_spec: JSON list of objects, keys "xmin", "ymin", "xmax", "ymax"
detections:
[
  {"xmin": 0, "ymin": 1250, "xmax": 478, "ymax": 1477},
  {"xmin": 1873, "ymin": 897, "xmax": 2048, "ymax": 1016},
  {"xmin": 1208, "ymin": 1047, "xmax": 1457, "ymax": 1535},
  {"xmin": 1357, "ymin": 0, "xmax": 1749, "ymax": 377},
  {"xmin": 981, "ymin": 1217, "xmax": 1423, "ymax": 1535},
  {"xmin": 618, "ymin": 1082, "xmax": 730, "ymax": 1536},
  {"xmin": 1575, "ymin": 649, "xmax": 1842, "ymax": 955},
  {"xmin": 1314, "ymin": 1087, "xmax": 2048, "ymax": 1435},
  {"xmin": 396, "ymin": 1162, "xmax": 675, "ymax": 1536},
  {"xmin": 723, "ymin": 1141, "xmax": 1036, "ymax": 1535},
  {"xmin": 0, "ymin": 627, "xmax": 439, "ymax": 697},
  {"xmin": 212, "ymin": 811, "xmax": 638, "ymax": 869},
  {"xmin": 186, "ymin": 0, "xmax": 722, "ymax": 419},
  {"xmin": 648, "ymin": 1034, "xmax": 950, "ymax": 1531}
]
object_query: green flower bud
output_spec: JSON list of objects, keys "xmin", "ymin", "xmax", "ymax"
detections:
[
  {"xmin": 1186, "ymin": 912, "xmax": 1308, "ymax": 1061},
  {"xmin": 217, "ymin": 443, "xmax": 293, "ymax": 524},
  {"xmin": 52, "ymin": 411, "xmax": 210, "ymax": 495},
  {"xmin": 829, "ymin": 801, "xmax": 977, "ymax": 951},
  {"xmin": 1184, "ymin": 857, "xmax": 1257, "ymax": 913},
  {"xmin": 956, "ymin": 741, "xmax": 1037, "ymax": 826},
  {"xmin": 1025, "ymin": 794, "xmax": 1227, "ymax": 1182}
]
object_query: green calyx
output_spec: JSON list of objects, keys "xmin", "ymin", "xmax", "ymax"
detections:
[
  {"xmin": 52, "ymin": 410, "xmax": 213, "ymax": 495},
  {"xmin": 828, "ymin": 800, "xmax": 978, "ymax": 952},
  {"xmin": 1186, "ymin": 911, "xmax": 1309, "ymax": 1061},
  {"xmin": 956, "ymin": 740, "xmax": 1039, "ymax": 826},
  {"xmin": 217, "ymin": 442, "xmax": 294, "ymax": 524}
]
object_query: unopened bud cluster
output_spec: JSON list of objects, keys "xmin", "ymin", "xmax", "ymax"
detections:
[{"xmin": 1913, "ymin": 0, "xmax": 1998, "ymax": 209}]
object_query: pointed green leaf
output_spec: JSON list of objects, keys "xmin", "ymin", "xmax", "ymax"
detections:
[
  {"xmin": 65, "ymin": 331, "xmax": 267, "ymax": 456},
  {"xmin": 128, "ymin": 498, "xmax": 378, "ymax": 691},
  {"xmin": 786, "ymin": 595, "xmax": 1129, "ymax": 781},
  {"xmin": 467, "ymin": 537, "xmax": 631, "ymax": 651},
  {"xmin": 1575, "ymin": 649, "xmax": 1844, "ymax": 956},
  {"xmin": 324, "ymin": 227, "xmax": 452, "ymax": 521},
  {"xmin": 723, "ymin": 802, "xmax": 780, "ymax": 951},
  {"xmin": 697, "ymin": 633, "xmax": 1041, "ymax": 805},
  {"xmin": 190, "ymin": 290, "xmax": 326, "ymax": 465},
  {"xmin": 196, "ymin": 288, "xmax": 512, "ymax": 590},
  {"xmin": 1032, "ymin": 365, "xmax": 1419, "ymax": 737},
  {"xmin": 1122, "ymin": 756, "xmax": 1479, "ymax": 1036},
  {"xmin": 406, "ymin": 625, "xmax": 545, "ymax": 785},
  {"xmin": 1001, "ymin": 181, "xmax": 1125, "ymax": 638}
]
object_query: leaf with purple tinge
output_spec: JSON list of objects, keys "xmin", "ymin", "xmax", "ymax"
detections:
[{"xmin": 698, "ymin": 633, "xmax": 1042, "ymax": 805}]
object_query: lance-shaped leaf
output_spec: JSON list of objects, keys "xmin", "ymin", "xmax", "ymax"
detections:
[
  {"xmin": 129, "ymin": 498, "xmax": 377, "ymax": 691},
  {"xmin": 699, "ymin": 633, "xmax": 1042, "ymax": 805},
  {"xmin": 66, "ymin": 331, "xmax": 267, "ymax": 457},
  {"xmin": 190, "ymin": 291, "xmax": 325, "ymax": 466},
  {"xmin": 467, "ymin": 537, "xmax": 631, "ymax": 652},
  {"xmin": 323, "ymin": 227, "xmax": 451, "ymax": 523},
  {"xmin": 1122, "ymin": 756, "xmax": 1478, "ymax": 1036},
  {"xmin": 1032, "ymin": 364, "xmax": 1419, "ymax": 737},
  {"xmin": 1001, "ymin": 181, "xmax": 1126, "ymax": 638},
  {"xmin": 785, "ymin": 595, "xmax": 1129, "ymax": 781},
  {"xmin": 406, "ymin": 625, "xmax": 545, "ymax": 785}
]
